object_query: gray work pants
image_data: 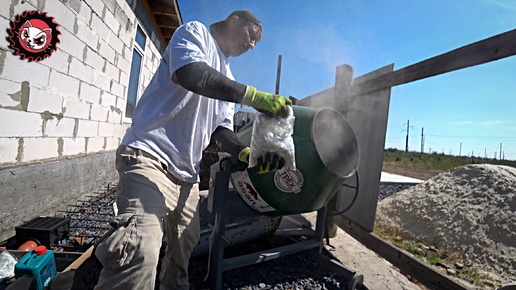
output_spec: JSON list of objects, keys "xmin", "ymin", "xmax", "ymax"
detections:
[{"xmin": 94, "ymin": 145, "xmax": 200, "ymax": 290}]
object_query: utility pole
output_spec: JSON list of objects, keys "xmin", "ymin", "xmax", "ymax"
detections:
[
  {"xmin": 500, "ymin": 143, "xmax": 503, "ymax": 160},
  {"xmin": 459, "ymin": 143, "xmax": 462, "ymax": 157},
  {"xmin": 403, "ymin": 120, "xmax": 413, "ymax": 152},
  {"xmin": 275, "ymin": 55, "xmax": 282, "ymax": 94},
  {"xmin": 420, "ymin": 127, "xmax": 424, "ymax": 154}
]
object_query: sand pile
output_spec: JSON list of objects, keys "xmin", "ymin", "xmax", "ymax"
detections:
[{"xmin": 376, "ymin": 164, "xmax": 516, "ymax": 284}]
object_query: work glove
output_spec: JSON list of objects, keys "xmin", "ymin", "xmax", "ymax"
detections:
[
  {"xmin": 238, "ymin": 147, "xmax": 285, "ymax": 174},
  {"xmin": 241, "ymin": 86, "xmax": 292, "ymax": 118}
]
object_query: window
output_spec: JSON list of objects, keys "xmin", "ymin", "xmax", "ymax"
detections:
[{"xmin": 125, "ymin": 25, "xmax": 146, "ymax": 119}]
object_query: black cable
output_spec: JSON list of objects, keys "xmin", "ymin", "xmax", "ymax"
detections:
[{"xmin": 332, "ymin": 169, "xmax": 360, "ymax": 215}]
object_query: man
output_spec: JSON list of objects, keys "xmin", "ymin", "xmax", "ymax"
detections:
[{"xmin": 94, "ymin": 10, "xmax": 291, "ymax": 290}]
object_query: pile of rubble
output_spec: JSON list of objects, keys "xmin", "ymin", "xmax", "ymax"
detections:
[{"xmin": 376, "ymin": 164, "xmax": 516, "ymax": 287}]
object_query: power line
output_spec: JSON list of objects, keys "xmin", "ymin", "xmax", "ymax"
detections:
[{"xmin": 426, "ymin": 134, "xmax": 516, "ymax": 139}]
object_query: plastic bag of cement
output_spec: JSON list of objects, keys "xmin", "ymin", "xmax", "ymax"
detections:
[
  {"xmin": 249, "ymin": 106, "xmax": 296, "ymax": 169},
  {"xmin": 0, "ymin": 251, "xmax": 17, "ymax": 282}
]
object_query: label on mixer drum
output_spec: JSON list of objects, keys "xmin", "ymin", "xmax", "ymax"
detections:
[
  {"xmin": 231, "ymin": 171, "xmax": 276, "ymax": 213},
  {"xmin": 274, "ymin": 168, "xmax": 304, "ymax": 193}
]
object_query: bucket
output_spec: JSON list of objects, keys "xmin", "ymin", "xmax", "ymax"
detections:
[
  {"xmin": 231, "ymin": 105, "xmax": 359, "ymax": 216},
  {"xmin": 15, "ymin": 245, "xmax": 57, "ymax": 290}
]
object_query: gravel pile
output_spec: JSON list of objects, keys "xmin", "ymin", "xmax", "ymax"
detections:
[{"xmin": 376, "ymin": 164, "xmax": 516, "ymax": 286}]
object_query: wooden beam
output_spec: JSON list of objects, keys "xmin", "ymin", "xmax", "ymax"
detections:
[
  {"xmin": 148, "ymin": 0, "xmax": 177, "ymax": 15},
  {"xmin": 141, "ymin": 0, "xmax": 167, "ymax": 45},
  {"xmin": 155, "ymin": 14, "xmax": 180, "ymax": 29},
  {"xmin": 352, "ymin": 28, "xmax": 516, "ymax": 96},
  {"xmin": 335, "ymin": 216, "xmax": 472, "ymax": 290}
]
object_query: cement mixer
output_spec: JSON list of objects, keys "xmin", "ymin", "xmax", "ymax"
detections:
[
  {"xmin": 231, "ymin": 105, "xmax": 359, "ymax": 216},
  {"xmin": 195, "ymin": 105, "xmax": 363, "ymax": 290}
]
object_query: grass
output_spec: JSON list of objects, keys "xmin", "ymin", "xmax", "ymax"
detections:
[
  {"xmin": 383, "ymin": 148, "xmax": 516, "ymax": 172},
  {"xmin": 373, "ymin": 219, "xmax": 496, "ymax": 288}
]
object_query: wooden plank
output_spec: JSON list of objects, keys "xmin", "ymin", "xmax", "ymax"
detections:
[
  {"xmin": 335, "ymin": 216, "xmax": 472, "ymax": 290},
  {"xmin": 352, "ymin": 28, "xmax": 516, "ymax": 96},
  {"xmin": 62, "ymin": 245, "xmax": 94, "ymax": 272}
]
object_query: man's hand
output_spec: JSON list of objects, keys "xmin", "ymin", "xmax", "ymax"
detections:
[
  {"xmin": 255, "ymin": 153, "xmax": 285, "ymax": 174},
  {"xmin": 238, "ymin": 147, "xmax": 251, "ymax": 164},
  {"xmin": 241, "ymin": 86, "xmax": 292, "ymax": 118},
  {"xmin": 238, "ymin": 147, "xmax": 285, "ymax": 174}
]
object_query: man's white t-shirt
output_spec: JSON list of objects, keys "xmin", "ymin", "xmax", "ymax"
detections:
[{"xmin": 121, "ymin": 21, "xmax": 235, "ymax": 183}]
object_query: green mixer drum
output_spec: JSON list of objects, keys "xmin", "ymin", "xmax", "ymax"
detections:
[{"xmin": 231, "ymin": 105, "xmax": 359, "ymax": 216}]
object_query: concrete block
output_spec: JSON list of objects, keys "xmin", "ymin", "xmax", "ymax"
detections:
[
  {"xmin": 87, "ymin": 136, "xmax": 105, "ymax": 152},
  {"xmin": 75, "ymin": 18, "xmax": 99, "ymax": 51},
  {"xmin": 80, "ymin": 81, "xmax": 101, "ymax": 104},
  {"xmin": 84, "ymin": 46, "xmax": 105, "ymax": 71},
  {"xmin": 2, "ymin": 54, "xmax": 51, "ymax": 88},
  {"xmin": 108, "ymin": 32, "xmax": 124, "ymax": 53},
  {"xmin": 0, "ymin": 0, "xmax": 10, "ymax": 19},
  {"xmin": 92, "ymin": 70, "xmax": 111, "ymax": 91},
  {"xmin": 77, "ymin": 1, "xmax": 92, "ymax": 24},
  {"xmin": 98, "ymin": 122, "xmax": 115, "ymax": 137},
  {"xmin": 119, "ymin": 71, "xmax": 129, "ymax": 87},
  {"xmin": 101, "ymin": 91, "xmax": 117, "ymax": 107},
  {"xmin": 0, "ymin": 17, "xmax": 10, "ymax": 50},
  {"xmin": 12, "ymin": 1, "xmax": 38, "ymax": 17},
  {"xmin": 69, "ymin": 57, "xmax": 94, "ymax": 83},
  {"xmin": 27, "ymin": 86, "xmax": 63, "ymax": 114},
  {"xmin": 0, "ymin": 109, "xmax": 42, "ymax": 137},
  {"xmin": 105, "ymin": 136, "xmax": 120, "ymax": 150},
  {"xmin": 41, "ymin": 49, "xmax": 70, "ymax": 74},
  {"xmin": 0, "ymin": 137, "xmax": 19, "ymax": 164},
  {"xmin": 44, "ymin": 116, "xmax": 75, "ymax": 137},
  {"xmin": 118, "ymin": 24, "xmax": 134, "ymax": 48},
  {"xmin": 103, "ymin": 8, "xmax": 120, "ymax": 34},
  {"xmin": 63, "ymin": 99, "xmax": 90, "ymax": 119},
  {"xmin": 84, "ymin": 0, "xmax": 105, "ymax": 18},
  {"xmin": 115, "ymin": 96, "xmax": 126, "ymax": 113},
  {"xmin": 116, "ymin": 55, "xmax": 131, "ymax": 75},
  {"xmin": 107, "ymin": 109, "xmax": 122, "ymax": 124},
  {"xmin": 104, "ymin": 61, "xmax": 120, "ymax": 82},
  {"xmin": 110, "ymin": 81, "xmax": 125, "ymax": 98},
  {"xmin": 98, "ymin": 39, "xmax": 116, "ymax": 64},
  {"xmin": 0, "ymin": 79, "xmax": 22, "ymax": 108},
  {"xmin": 58, "ymin": 28, "xmax": 87, "ymax": 60},
  {"xmin": 62, "ymin": 137, "xmax": 86, "ymax": 156},
  {"xmin": 77, "ymin": 119, "xmax": 98, "ymax": 137},
  {"xmin": 49, "ymin": 70, "xmax": 80, "ymax": 99},
  {"xmin": 22, "ymin": 137, "xmax": 58, "ymax": 161},
  {"xmin": 43, "ymin": 0, "xmax": 76, "ymax": 30},
  {"xmin": 91, "ymin": 13, "xmax": 110, "ymax": 41},
  {"xmin": 90, "ymin": 104, "xmax": 109, "ymax": 121}
]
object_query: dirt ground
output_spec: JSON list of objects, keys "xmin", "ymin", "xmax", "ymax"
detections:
[
  {"xmin": 299, "ymin": 212, "xmax": 426, "ymax": 290},
  {"xmin": 382, "ymin": 163, "xmax": 442, "ymax": 180}
]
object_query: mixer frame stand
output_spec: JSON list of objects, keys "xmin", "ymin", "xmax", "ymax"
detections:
[{"xmin": 207, "ymin": 157, "xmax": 364, "ymax": 290}]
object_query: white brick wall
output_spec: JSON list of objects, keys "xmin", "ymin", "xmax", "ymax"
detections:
[
  {"xmin": 0, "ymin": 0, "xmax": 164, "ymax": 167},
  {"xmin": 0, "ymin": 79, "xmax": 22, "ymax": 108},
  {"xmin": 44, "ymin": 117, "xmax": 76, "ymax": 137},
  {"xmin": 62, "ymin": 137, "xmax": 86, "ymax": 156},
  {"xmin": 87, "ymin": 137, "xmax": 105, "ymax": 153},
  {"xmin": 0, "ymin": 138, "xmax": 18, "ymax": 164},
  {"xmin": 0, "ymin": 109, "xmax": 42, "ymax": 137},
  {"xmin": 22, "ymin": 138, "xmax": 59, "ymax": 162},
  {"xmin": 77, "ymin": 120, "xmax": 99, "ymax": 137},
  {"xmin": 27, "ymin": 87, "xmax": 63, "ymax": 114}
]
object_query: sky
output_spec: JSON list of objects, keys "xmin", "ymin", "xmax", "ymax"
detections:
[{"xmin": 177, "ymin": 0, "xmax": 516, "ymax": 161}]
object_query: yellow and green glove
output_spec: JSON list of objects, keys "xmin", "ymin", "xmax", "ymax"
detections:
[
  {"xmin": 241, "ymin": 86, "xmax": 292, "ymax": 118},
  {"xmin": 238, "ymin": 147, "xmax": 285, "ymax": 174}
]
